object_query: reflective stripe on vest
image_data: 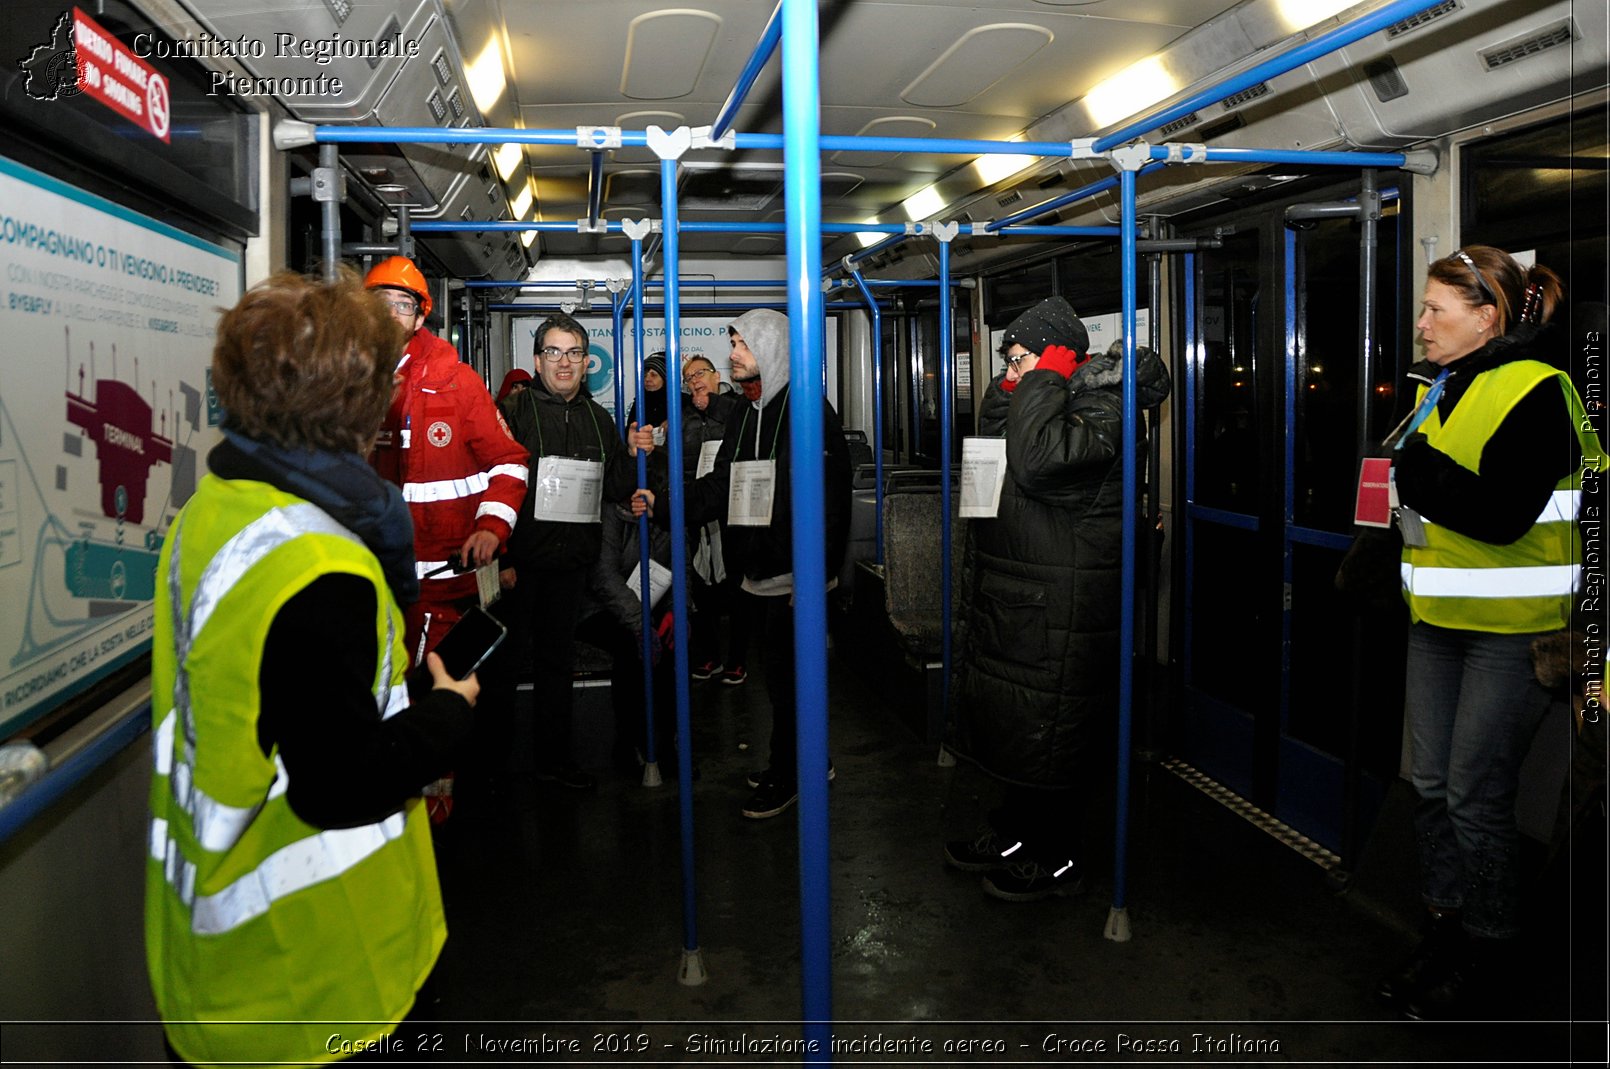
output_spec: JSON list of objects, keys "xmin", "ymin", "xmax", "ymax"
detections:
[
  {"xmin": 1401, "ymin": 561, "xmax": 1581, "ymax": 599},
  {"xmin": 152, "ymin": 499, "xmax": 404, "ymax": 933}
]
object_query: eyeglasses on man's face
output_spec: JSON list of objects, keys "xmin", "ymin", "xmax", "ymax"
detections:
[
  {"xmin": 539, "ymin": 346, "xmax": 587, "ymax": 363},
  {"xmin": 381, "ymin": 297, "xmax": 419, "ymax": 317},
  {"xmin": 1004, "ymin": 351, "xmax": 1030, "ymax": 370},
  {"xmin": 684, "ymin": 367, "xmax": 715, "ymax": 386}
]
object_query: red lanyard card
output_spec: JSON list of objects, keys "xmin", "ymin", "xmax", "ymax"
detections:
[{"xmin": 1353, "ymin": 457, "xmax": 1394, "ymax": 528}]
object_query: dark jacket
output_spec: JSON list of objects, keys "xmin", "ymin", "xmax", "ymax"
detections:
[
  {"xmin": 582, "ymin": 506, "xmax": 676, "ymax": 635},
  {"xmin": 677, "ymin": 383, "xmax": 852, "ymax": 586},
  {"xmin": 500, "ymin": 379, "xmax": 638, "ymax": 571},
  {"xmin": 1393, "ymin": 324, "xmax": 1579, "ymax": 545},
  {"xmin": 950, "ymin": 347, "xmax": 1171, "ymax": 787},
  {"xmin": 679, "ymin": 387, "xmax": 739, "ymax": 483}
]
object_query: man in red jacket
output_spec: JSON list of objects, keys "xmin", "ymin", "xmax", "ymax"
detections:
[{"xmin": 365, "ymin": 257, "xmax": 529, "ymax": 663}]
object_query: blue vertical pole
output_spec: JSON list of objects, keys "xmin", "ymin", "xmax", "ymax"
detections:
[
  {"xmin": 613, "ymin": 293, "xmax": 628, "ymax": 437},
  {"xmin": 1111, "ymin": 167, "xmax": 1138, "ymax": 935},
  {"xmin": 936, "ymin": 238, "xmax": 954, "ymax": 732},
  {"xmin": 659, "ymin": 161, "xmax": 700, "ymax": 964},
  {"xmin": 630, "ymin": 239, "xmax": 658, "ymax": 768},
  {"xmin": 849, "ymin": 270, "xmax": 885, "ymax": 565},
  {"xmin": 782, "ymin": 0, "xmax": 831, "ymax": 1049}
]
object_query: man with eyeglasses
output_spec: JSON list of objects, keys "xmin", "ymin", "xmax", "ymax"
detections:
[
  {"xmin": 363, "ymin": 256, "xmax": 528, "ymax": 823},
  {"xmin": 364, "ymin": 258, "xmax": 528, "ymax": 653},
  {"xmin": 501, "ymin": 312, "xmax": 655, "ymax": 790}
]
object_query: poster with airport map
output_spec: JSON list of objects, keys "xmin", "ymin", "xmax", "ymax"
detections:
[{"xmin": 0, "ymin": 154, "xmax": 240, "ymax": 737}]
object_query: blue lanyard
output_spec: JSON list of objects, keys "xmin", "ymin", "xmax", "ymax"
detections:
[{"xmin": 1394, "ymin": 369, "xmax": 1450, "ymax": 450}]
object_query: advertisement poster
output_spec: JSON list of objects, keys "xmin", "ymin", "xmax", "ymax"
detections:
[{"xmin": 0, "ymin": 155, "xmax": 240, "ymax": 735}]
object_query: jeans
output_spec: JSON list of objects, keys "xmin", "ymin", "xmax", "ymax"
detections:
[{"xmin": 1405, "ymin": 622, "xmax": 1552, "ymax": 939}]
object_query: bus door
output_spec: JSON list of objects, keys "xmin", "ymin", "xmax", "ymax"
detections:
[{"xmin": 1176, "ymin": 183, "xmax": 1408, "ymax": 852}]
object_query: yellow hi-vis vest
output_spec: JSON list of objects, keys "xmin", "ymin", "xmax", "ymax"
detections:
[
  {"xmin": 1400, "ymin": 360, "xmax": 1606, "ymax": 633},
  {"xmin": 146, "ymin": 475, "xmax": 444, "ymax": 1068}
]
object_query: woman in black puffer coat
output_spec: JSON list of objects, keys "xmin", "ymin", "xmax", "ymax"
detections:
[{"xmin": 946, "ymin": 296, "xmax": 1171, "ymax": 901}]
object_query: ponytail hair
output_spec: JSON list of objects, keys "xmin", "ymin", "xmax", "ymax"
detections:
[{"xmin": 1428, "ymin": 245, "xmax": 1563, "ymax": 335}]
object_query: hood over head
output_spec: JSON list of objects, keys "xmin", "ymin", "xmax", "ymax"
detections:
[{"xmin": 730, "ymin": 308, "xmax": 791, "ymax": 407}]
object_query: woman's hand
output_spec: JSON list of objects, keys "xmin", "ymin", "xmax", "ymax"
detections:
[{"xmin": 425, "ymin": 651, "xmax": 480, "ymax": 706}]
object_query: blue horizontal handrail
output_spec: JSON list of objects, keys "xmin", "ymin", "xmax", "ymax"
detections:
[{"xmin": 0, "ymin": 704, "xmax": 150, "ymax": 847}]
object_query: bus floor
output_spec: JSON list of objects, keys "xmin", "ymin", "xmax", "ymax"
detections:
[{"xmin": 422, "ymin": 648, "xmax": 1593, "ymax": 1066}]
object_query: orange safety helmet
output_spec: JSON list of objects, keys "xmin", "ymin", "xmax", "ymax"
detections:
[{"xmin": 363, "ymin": 255, "xmax": 432, "ymax": 318}]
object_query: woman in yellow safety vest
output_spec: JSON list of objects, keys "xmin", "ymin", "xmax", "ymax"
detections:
[
  {"xmin": 147, "ymin": 271, "xmax": 480, "ymax": 1066},
  {"xmin": 1376, "ymin": 246, "xmax": 1602, "ymax": 1021}
]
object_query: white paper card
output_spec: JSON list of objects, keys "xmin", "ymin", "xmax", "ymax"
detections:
[
  {"xmin": 728, "ymin": 458, "xmax": 776, "ymax": 527},
  {"xmin": 533, "ymin": 455, "xmax": 604, "ymax": 524},
  {"xmin": 627, "ymin": 557, "xmax": 674, "ymax": 609},
  {"xmin": 696, "ymin": 439, "xmax": 722, "ymax": 478},
  {"xmin": 960, "ymin": 437, "xmax": 1008, "ymax": 518},
  {"xmin": 475, "ymin": 562, "xmax": 500, "ymax": 608}
]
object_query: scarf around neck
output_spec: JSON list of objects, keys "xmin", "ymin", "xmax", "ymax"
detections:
[{"xmin": 210, "ymin": 428, "xmax": 420, "ymax": 605}]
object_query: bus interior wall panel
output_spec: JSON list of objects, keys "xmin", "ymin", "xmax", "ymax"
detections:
[{"xmin": 1312, "ymin": 0, "xmax": 1608, "ymax": 144}]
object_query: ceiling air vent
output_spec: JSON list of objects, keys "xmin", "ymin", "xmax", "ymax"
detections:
[
  {"xmin": 1158, "ymin": 112, "xmax": 1200, "ymax": 137},
  {"xmin": 426, "ymin": 90, "xmax": 448, "ymax": 124},
  {"xmin": 1386, "ymin": 0, "xmax": 1459, "ymax": 39},
  {"xmin": 322, "ymin": 0, "xmax": 351, "ymax": 26},
  {"xmin": 1364, "ymin": 57, "xmax": 1409, "ymax": 102},
  {"xmin": 1479, "ymin": 19, "xmax": 1577, "ymax": 71},
  {"xmin": 1197, "ymin": 112, "xmax": 1246, "ymax": 141},
  {"xmin": 996, "ymin": 189, "xmax": 1024, "ymax": 208},
  {"xmin": 1220, "ymin": 82, "xmax": 1269, "ymax": 111},
  {"xmin": 431, "ymin": 50, "xmax": 452, "ymax": 87}
]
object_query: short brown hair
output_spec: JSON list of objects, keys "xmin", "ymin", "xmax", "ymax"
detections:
[
  {"xmin": 213, "ymin": 269, "xmax": 405, "ymax": 453},
  {"xmin": 533, "ymin": 312, "xmax": 589, "ymax": 355}
]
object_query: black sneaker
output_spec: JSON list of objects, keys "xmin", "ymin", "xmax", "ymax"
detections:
[
  {"xmin": 718, "ymin": 665, "xmax": 747, "ymax": 686},
  {"xmin": 943, "ymin": 828, "xmax": 1023, "ymax": 873},
  {"xmin": 981, "ymin": 857, "xmax": 1084, "ymax": 901},
  {"xmin": 740, "ymin": 776, "xmax": 798, "ymax": 819},
  {"xmin": 746, "ymin": 760, "xmax": 834, "ymax": 790},
  {"xmin": 533, "ymin": 764, "xmax": 597, "ymax": 790},
  {"xmin": 691, "ymin": 660, "xmax": 722, "ymax": 681}
]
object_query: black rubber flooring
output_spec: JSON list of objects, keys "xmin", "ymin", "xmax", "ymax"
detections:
[{"xmin": 422, "ymin": 641, "xmax": 1602, "ymax": 1066}]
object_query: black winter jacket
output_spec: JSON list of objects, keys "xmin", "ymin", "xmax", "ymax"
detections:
[
  {"xmin": 500, "ymin": 380, "xmax": 639, "ymax": 571},
  {"xmin": 676, "ymin": 384, "xmax": 852, "ymax": 586},
  {"xmin": 950, "ymin": 347, "xmax": 1171, "ymax": 787}
]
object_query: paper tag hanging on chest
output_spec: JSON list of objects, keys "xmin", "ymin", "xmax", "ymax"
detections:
[
  {"xmin": 960, "ymin": 437, "xmax": 1008, "ymax": 518},
  {"xmin": 533, "ymin": 455, "xmax": 604, "ymax": 524},
  {"xmin": 728, "ymin": 458, "xmax": 776, "ymax": 526},
  {"xmin": 696, "ymin": 439, "xmax": 722, "ymax": 478}
]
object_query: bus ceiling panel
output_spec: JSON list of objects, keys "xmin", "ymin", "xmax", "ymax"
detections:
[
  {"xmin": 179, "ymin": 0, "xmax": 434, "ymax": 122},
  {"xmin": 1309, "ymin": 0, "xmax": 1605, "ymax": 146}
]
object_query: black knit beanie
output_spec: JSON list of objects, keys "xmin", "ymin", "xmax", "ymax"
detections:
[
  {"xmin": 644, "ymin": 352, "xmax": 668, "ymax": 382},
  {"xmin": 1000, "ymin": 296, "xmax": 1088, "ymax": 357}
]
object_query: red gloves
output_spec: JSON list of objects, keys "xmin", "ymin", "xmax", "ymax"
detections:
[
  {"xmin": 1000, "ymin": 377, "xmax": 1018, "ymax": 393},
  {"xmin": 1036, "ymin": 344, "xmax": 1089, "ymax": 380}
]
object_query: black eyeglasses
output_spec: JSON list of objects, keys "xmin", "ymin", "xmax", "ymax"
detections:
[
  {"xmin": 539, "ymin": 346, "xmax": 587, "ymax": 363},
  {"xmin": 380, "ymin": 296, "xmax": 418, "ymax": 316}
]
